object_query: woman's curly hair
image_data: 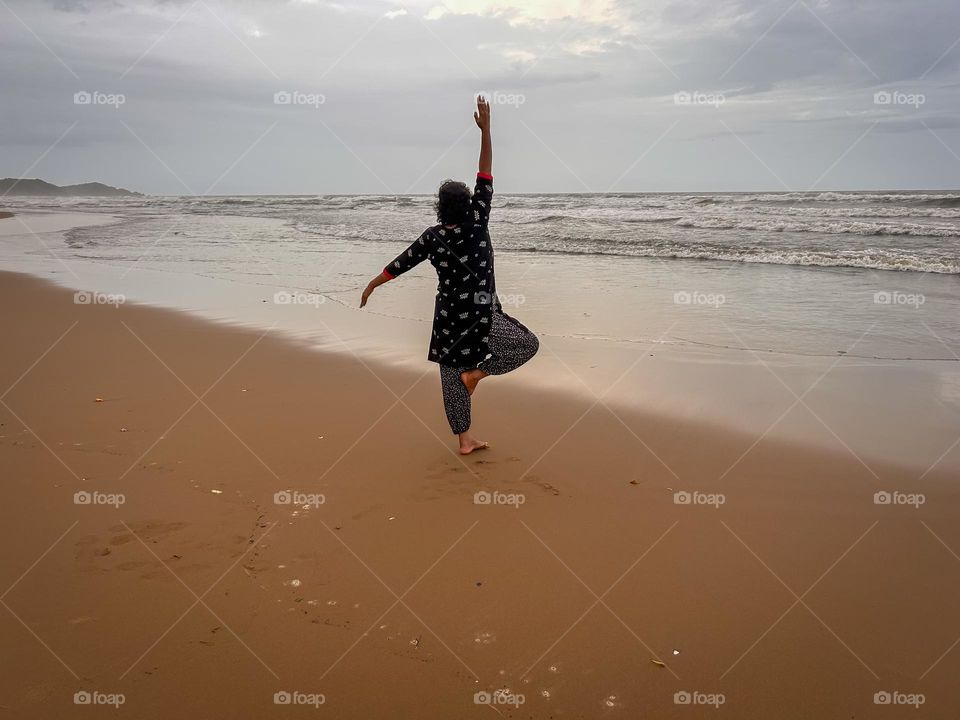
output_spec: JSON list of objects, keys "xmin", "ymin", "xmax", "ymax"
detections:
[{"xmin": 435, "ymin": 180, "xmax": 472, "ymax": 226}]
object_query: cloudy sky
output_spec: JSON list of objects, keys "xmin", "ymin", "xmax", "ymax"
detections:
[{"xmin": 1, "ymin": 0, "xmax": 959, "ymax": 194}]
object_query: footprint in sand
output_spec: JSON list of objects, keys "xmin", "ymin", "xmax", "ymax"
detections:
[
  {"xmin": 521, "ymin": 474, "xmax": 560, "ymax": 496},
  {"xmin": 74, "ymin": 534, "xmax": 102, "ymax": 553},
  {"xmin": 73, "ymin": 522, "xmax": 193, "ymax": 574},
  {"xmin": 73, "ymin": 536, "xmax": 113, "ymax": 565},
  {"xmin": 424, "ymin": 463, "xmax": 469, "ymax": 481},
  {"xmin": 109, "ymin": 520, "xmax": 187, "ymax": 542},
  {"xmin": 116, "ymin": 560, "xmax": 151, "ymax": 571}
]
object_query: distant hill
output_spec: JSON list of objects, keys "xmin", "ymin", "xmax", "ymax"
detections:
[{"xmin": 0, "ymin": 178, "xmax": 142, "ymax": 197}]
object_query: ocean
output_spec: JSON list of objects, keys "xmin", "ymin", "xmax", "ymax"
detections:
[
  {"xmin": 4, "ymin": 189, "xmax": 958, "ymax": 351},
  {"xmin": 11, "ymin": 189, "xmax": 960, "ymax": 271}
]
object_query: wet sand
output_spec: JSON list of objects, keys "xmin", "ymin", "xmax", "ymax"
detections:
[
  {"xmin": 0, "ymin": 212, "xmax": 14, "ymax": 219},
  {"xmin": 2, "ymin": 271, "xmax": 959, "ymax": 718}
]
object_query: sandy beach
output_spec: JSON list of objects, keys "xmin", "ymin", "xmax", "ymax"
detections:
[
  {"xmin": 2, "ymin": 270, "xmax": 959, "ymax": 718},
  {"xmin": 5, "ymin": 0, "xmax": 960, "ymax": 713}
]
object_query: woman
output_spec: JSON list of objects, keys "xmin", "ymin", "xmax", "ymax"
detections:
[{"xmin": 360, "ymin": 96, "xmax": 539, "ymax": 455}]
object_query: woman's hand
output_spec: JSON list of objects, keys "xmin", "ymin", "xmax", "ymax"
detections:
[
  {"xmin": 475, "ymin": 96, "xmax": 492, "ymax": 176},
  {"xmin": 360, "ymin": 282, "xmax": 374, "ymax": 308},
  {"xmin": 360, "ymin": 272, "xmax": 391, "ymax": 308},
  {"xmin": 474, "ymin": 95, "xmax": 490, "ymax": 131}
]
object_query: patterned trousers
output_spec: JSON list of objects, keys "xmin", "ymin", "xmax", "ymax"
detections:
[{"xmin": 439, "ymin": 310, "xmax": 539, "ymax": 434}]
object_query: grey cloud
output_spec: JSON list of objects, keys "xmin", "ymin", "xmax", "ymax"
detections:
[{"xmin": 1, "ymin": 0, "xmax": 958, "ymax": 193}]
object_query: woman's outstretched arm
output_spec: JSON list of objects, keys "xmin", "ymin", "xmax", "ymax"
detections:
[
  {"xmin": 475, "ymin": 95, "xmax": 492, "ymax": 176},
  {"xmin": 361, "ymin": 229, "xmax": 431, "ymax": 307}
]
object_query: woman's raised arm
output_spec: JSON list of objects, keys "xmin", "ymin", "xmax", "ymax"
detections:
[{"xmin": 474, "ymin": 95, "xmax": 492, "ymax": 176}]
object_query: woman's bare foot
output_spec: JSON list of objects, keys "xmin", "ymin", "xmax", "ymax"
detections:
[
  {"xmin": 458, "ymin": 433, "xmax": 490, "ymax": 455},
  {"xmin": 460, "ymin": 368, "xmax": 488, "ymax": 396}
]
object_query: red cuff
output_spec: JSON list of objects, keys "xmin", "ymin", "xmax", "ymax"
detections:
[
  {"xmin": 382, "ymin": 268, "xmax": 395, "ymax": 280},
  {"xmin": 477, "ymin": 172, "xmax": 493, "ymax": 180}
]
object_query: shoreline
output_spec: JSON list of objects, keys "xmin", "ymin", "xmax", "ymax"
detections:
[{"xmin": 2, "ymin": 271, "xmax": 959, "ymax": 718}]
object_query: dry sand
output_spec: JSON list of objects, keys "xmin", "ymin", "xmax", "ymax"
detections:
[{"xmin": 1, "ymin": 270, "xmax": 958, "ymax": 718}]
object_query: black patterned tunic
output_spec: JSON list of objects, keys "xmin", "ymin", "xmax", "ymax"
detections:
[{"xmin": 383, "ymin": 173, "xmax": 497, "ymax": 368}]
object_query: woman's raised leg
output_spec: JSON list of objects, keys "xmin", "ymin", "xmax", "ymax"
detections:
[{"xmin": 480, "ymin": 311, "xmax": 540, "ymax": 376}]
